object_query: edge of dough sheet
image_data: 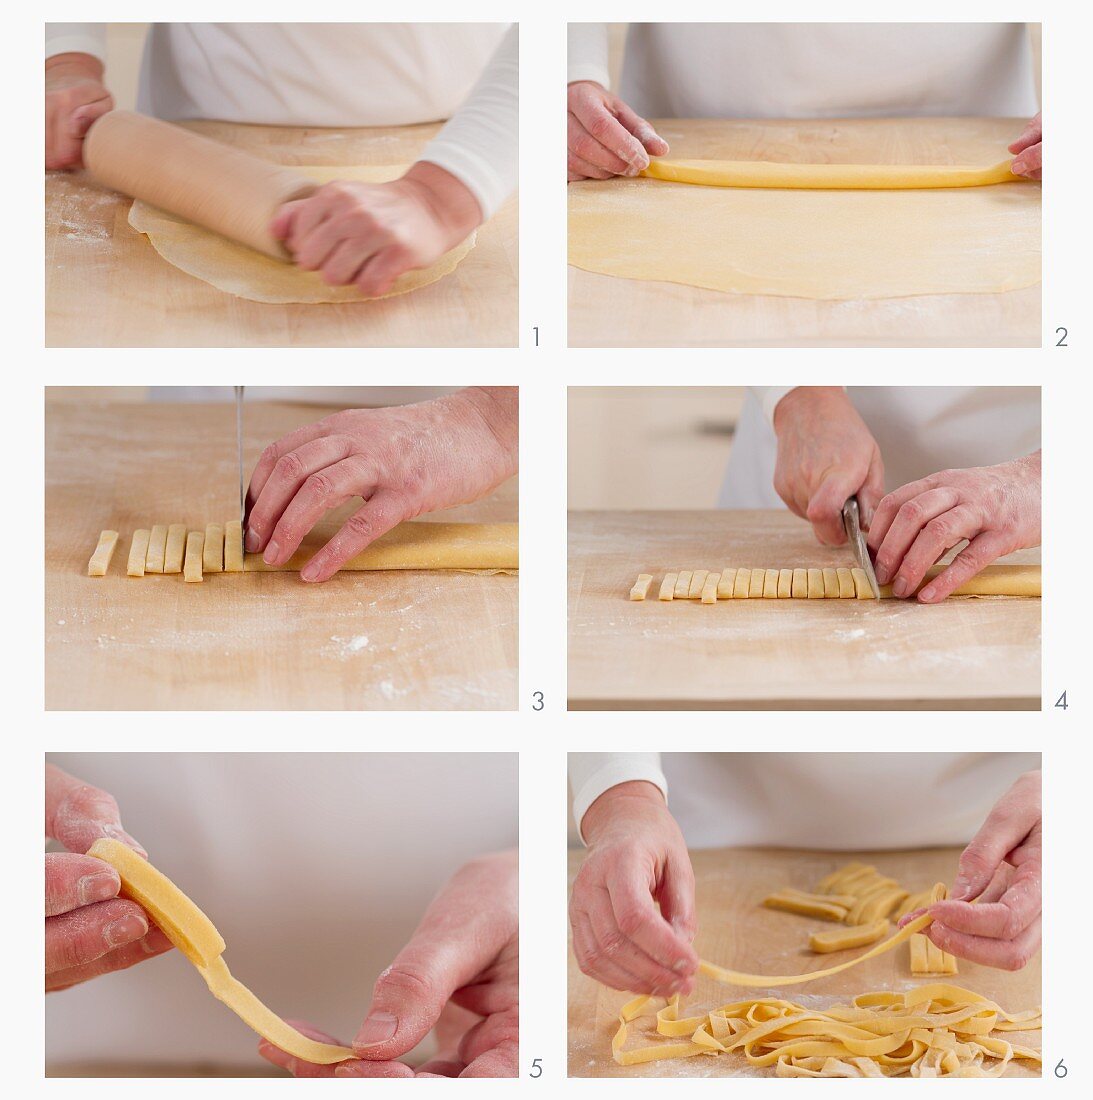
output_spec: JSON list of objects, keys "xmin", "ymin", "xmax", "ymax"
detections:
[{"xmin": 128, "ymin": 164, "xmax": 476, "ymax": 305}]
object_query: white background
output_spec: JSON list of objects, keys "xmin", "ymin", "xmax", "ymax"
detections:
[{"xmin": 12, "ymin": 0, "xmax": 1082, "ymax": 1094}]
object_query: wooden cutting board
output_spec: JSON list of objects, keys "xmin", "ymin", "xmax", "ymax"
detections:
[
  {"xmin": 568, "ymin": 846, "xmax": 1041, "ymax": 1078},
  {"xmin": 568, "ymin": 510, "xmax": 1040, "ymax": 709},
  {"xmin": 46, "ymin": 401, "xmax": 517, "ymax": 710},
  {"xmin": 568, "ymin": 117, "xmax": 1040, "ymax": 348},
  {"xmin": 46, "ymin": 121, "xmax": 517, "ymax": 348}
]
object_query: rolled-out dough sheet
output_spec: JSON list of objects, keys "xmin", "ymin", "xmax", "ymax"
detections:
[
  {"xmin": 129, "ymin": 165, "xmax": 477, "ymax": 304},
  {"xmin": 568, "ymin": 168, "xmax": 1040, "ymax": 300}
]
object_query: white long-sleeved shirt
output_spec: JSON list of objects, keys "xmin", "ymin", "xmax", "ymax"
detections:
[
  {"xmin": 45, "ymin": 753, "xmax": 517, "ymax": 1068},
  {"xmin": 569, "ymin": 752, "xmax": 1038, "ymax": 850},
  {"xmin": 719, "ymin": 387, "xmax": 1041, "ymax": 509},
  {"xmin": 568, "ymin": 23, "xmax": 1039, "ymax": 119},
  {"xmin": 46, "ymin": 23, "xmax": 517, "ymax": 219}
]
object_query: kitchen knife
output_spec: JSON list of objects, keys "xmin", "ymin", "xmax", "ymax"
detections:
[{"xmin": 842, "ymin": 495, "xmax": 880, "ymax": 599}]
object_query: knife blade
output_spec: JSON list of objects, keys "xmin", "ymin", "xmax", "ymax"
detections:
[
  {"xmin": 235, "ymin": 385, "xmax": 245, "ymax": 531},
  {"xmin": 842, "ymin": 495, "xmax": 880, "ymax": 599}
]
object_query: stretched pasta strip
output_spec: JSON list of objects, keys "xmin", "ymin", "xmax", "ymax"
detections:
[{"xmin": 88, "ymin": 839, "xmax": 355, "ymax": 1064}]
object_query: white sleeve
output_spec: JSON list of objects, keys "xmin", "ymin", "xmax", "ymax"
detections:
[
  {"xmin": 417, "ymin": 24, "xmax": 517, "ymax": 222},
  {"xmin": 46, "ymin": 23, "xmax": 107, "ymax": 63},
  {"xmin": 568, "ymin": 23, "xmax": 611, "ymax": 88},
  {"xmin": 749, "ymin": 387, "xmax": 797, "ymax": 425},
  {"xmin": 570, "ymin": 753, "xmax": 667, "ymax": 843}
]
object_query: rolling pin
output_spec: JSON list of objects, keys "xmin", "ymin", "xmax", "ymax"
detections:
[{"xmin": 83, "ymin": 110, "xmax": 317, "ymax": 260}]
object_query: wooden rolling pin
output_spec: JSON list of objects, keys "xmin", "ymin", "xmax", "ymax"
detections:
[{"xmin": 83, "ymin": 110, "xmax": 317, "ymax": 260}]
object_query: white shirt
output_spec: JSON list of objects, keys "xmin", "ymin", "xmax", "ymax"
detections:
[
  {"xmin": 570, "ymin": 752, "xmax": 1038, "ymax": 850},
  {"xmin": 568, "ymin": 23, "xmax": 1039, "ymax": 119},
  {"xmin": 46, "ymin": 23, "xmax": 518, "ymax": 219},
  {"xmin": 45, "ymin": 753, "xmax": 517, "ymax": 1067},
  {"xmin": 719, "ymin": 387, "xmax": 1041, "ymax": 509}
]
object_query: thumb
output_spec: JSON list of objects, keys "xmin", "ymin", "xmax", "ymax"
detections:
[
  {"xmin": 45, "ymin": 764, "xmax": 145, "ymax": 856},
  {"xmin": 806, "ymin": 471, "xmax": 857, "ymax": 546},
  {"xmin": 353, "ymin": 930, "xmax": 492, "ymax": 1059}
]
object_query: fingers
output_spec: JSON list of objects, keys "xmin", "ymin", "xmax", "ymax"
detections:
[
  {"xmin": 45, "ymin": 91, "xmax": 112, "ymax": 170},
  {"xmin": 570, "ymin": 908, "xmax": 650, "ymax": 992},
  {"xmin": 805, "ymin": 470, "xmax": 859, "ymax": 546},
  {"xmin": 45, "ymin": 763, "xmax": 145, "ymax": 855},
  {"xmin": 458, "ymin": 1012, "xmax": 519, "ymax": 1078},
  {"xmin": 246, "ymin": 436, "xmax": 356, "ymax": 559},
  {"xmin": 613, "ymin": 100, "xmax": 670, "ymax": 157},
  {"xmin": 299, "ymin": 488, "xmax": 409, "ymax": 583},
  {"xmin": 927, "ymin": 914, "xmax": 1041, "ymax": 971},
  {"xmin": 47, "ymin": 926, "xmax": 172, "ymax": 992},
  {"xmin": 1011, "ymin": 142, "xmax": 1042, "ymax": 180},
  {"xmin": 867, "ymin": 476, "xmax": 933, "ymax": 554},
  {"xmin": 871, "ymin": 487, "xmax": 960, "ymax": 587},
  {"xmin": 1008, "ymin": 113, "xmax": 1042, "ymax": 154},
  {"xmin": 354, "ymin": 245, "xmax": 415, "ymax": 298},
  {"xmin": 952, "ymin": 773, "xmax": 1041, "ymax": 902},
  {"xmin": 916, "ymin": 530, "xmax": 1009, "ymax": 604},
  {"xmin": 567, "ymin": 147, "xmax": 615, "ymax": 181},
  {"xmin": 45, "ymin": 852, "xmax": 120, "ymax": 917},
  {"xmin": 929, "ymin": 869, "xmax": 1041, "ymax": 943},
  {"xmin": 657, "ymin": 853, "xmax": 697, "ymax": 943},
  {"xmin": 245, "ymin": 421, "xmax": 332, "ymax": 543},
  {"xmin": 335, "ymin": 1059, "xmax": 416, "ymax": 1078},
  {"xmin": 569, "ymin": 95, "xmax": 651, "ymax": 175},
  {"xmin": 258, "ymin": 1020, "xmax": 352, "ymax": 1078},
  {"xmin": 45, "ymin": 897, "xmax": 149, "ymax": 975},
  {"xmin": 268, "ymin": 198, "xmax": 304, "ymax": 243},
  {"xmin": 568, "ymin": 112, "xmax": 632, "ymax": 177},
  {"xmin": 859, "ymin": 449, "xmax": 886, "ymax": 530}
]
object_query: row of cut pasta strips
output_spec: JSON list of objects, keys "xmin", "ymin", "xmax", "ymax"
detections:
[
  {"xmin": 87, "ymin": 522, "xmax": 243, "ymax": 582},
  {"xmin": 630, "ymin": 566, "xmax": 873, "ymax": 602},
  {"xmin": 764, "ymin": 861, "xmax": 957, "ymax": 975}
]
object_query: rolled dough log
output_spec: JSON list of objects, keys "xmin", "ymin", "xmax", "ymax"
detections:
[
  {"xmin": 88, "ymin": 838, "xmax": 354, "ymax": 1064},
  {"xmin": 129, "ymin": 165, "xmax": 476, "ymax": 304},
  {"xmin": 568, "ymin": 166, "xmax": 1040, "ymax": 299},
  {"xmin": 244, "ymin": 521, "xmax": 518, "ymax": 572}
]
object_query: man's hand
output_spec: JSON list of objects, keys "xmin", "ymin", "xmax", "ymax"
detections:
[
  {"xmin": 567, "ymin": 81, "xmax": 668, "ymax": 181},
  {"xmin": 899, "ymin": 771, "xmax": 1041, "ymax": 971},
  {"xmin": 866, "ymin": 451, "xmax": 1040, "ymax": 603},
  {"xmin": 245, "ymin": 387, "xmax": 517, "ymax": 582},
  {"xmin": 1009, "ymin": 112, "xmax": 1042, "ymax": 180},
  {"xmin": 772, "ymin": 388, "xmax": 885, "ymax": 545},
  {"xmin": 569, "ymin": 781, "xmax": 697, "ymax": 996},
  {"xmin": 258, "ymin": 850, "xmax": 518, "ymax": 1078},
  {"xmin": 270, "ymin": 161, "xmax": 481, "ymax": 298},
  {"xmin": 45, "ymin": 53, "xmax": 114, "ymax": 170},
  {"xmin": 45, "ymin": 764, "xmax": 171, "ymax": 992}
]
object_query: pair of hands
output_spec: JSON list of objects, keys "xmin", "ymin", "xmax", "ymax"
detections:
[
  {"xmin": 771, "ymin": 387, "xmax": 1041, "ymax": 603},
  {"xmin": 45, "ymin": 54, "xmax": 481, "ymax": 297},
  {"xmin": 244, "ymin": 387, "xmax": 517, "ymax": 582},
  {"xmin": 567, "ymin": 82, "xmax": 1044, "ymax": 183},
  {"xmin": 45, "ymin": 765, "xmax": 518, "ymax": 1077},
  {"xmin": 570, "ymin": 772, "xmax": 1042, "ymax": 995}
]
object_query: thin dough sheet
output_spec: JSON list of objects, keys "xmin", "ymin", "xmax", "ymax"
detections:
[
  {"xmin": 568, "ymin": 175, "xmax": 1040, "ymax": 300},
  {"xmin": 129, "ymin": 165, "xmax": 476, "ymax": 304}
]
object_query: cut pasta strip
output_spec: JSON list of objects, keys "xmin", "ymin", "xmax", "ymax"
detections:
[
  {"xmin": 164, "ymin": 524, "xmax": 187, "ymax": 574},
  {"xmin": 184, "ymin": 531, "xmax": 205, "ymax": 583},
  {"xmin": 748, "ymin": 569, "xmax": 765, "ymax": 598},
  {"xmin": 837, "ymin": 567, "xmax": 856, "ymax": 598},
  {"xmin": 823, "ymin": 567, "xmax": 840, "ymax": 597},
  {"xmin": 910, "ymin": 884, "xmax": 959, "ymax": 975},
  {"xmin": 807, "ymin": 568, "xmax": 825, "ymax": 599},
  {"xmin": 762, "ymin": 569, "xmax": 779, "ymax": 598},
  {"xmin": 127, "ymin": 529, "xmax": 150, "ymax": 577},
  {"xmin": 203, "ymin": 523, "xmax": 225, "ymax": 573},
  {"xmin": 809, "ymin": 919, "xmax": 889, "ymax": 954},
  {"xmin": 791, "ymin": 568, "xmax": 808, "ymax": 598},
  {"xmin": 701, "ymin": 572, "xmax": 721, "ymax": 604},
  {"xmin": 630, "ymin": 573, "xmax": 654, "ymax": 601},
  {"xmin": 675, "ymin": 570, "xmax": 694, "ymax": 598},
  {"xmin": 716, "ymin": 570, "xmax": 736, "ymax": 598},
  {"xmin": 733, "ymin": 568, "xmax": 751, "ymax": 599},
  {"xmin": 762, "ymin": 889, "xmax": 852, "ymax": 921},
  {"xmin": 224, "ymin": 519, "xmax": 244, "ymax": 572},
  {"xmin": 659, "ymin": 572, "xmax": 678, "ymax": 601},
  {"xmin": 87, "ymin": 839, "xmax": 355, "ymax": 1065},
  {"xmin": 688, "ymin": 569, "xmax": 709, "ymax": 598},
  {"xmin": 777, "ymin": 568, "xmax": 793, "ymax": 598},
  {"xmin": 146, "ymin": 524, "xmax": 168, "ymax": 573},
  {"xmin": 87, "ymin": 530, "xmax": 119, "ymax": 576}
]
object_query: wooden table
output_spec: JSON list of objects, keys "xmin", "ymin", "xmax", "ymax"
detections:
[
  {"xmin": 46, "ymin": 121, "xmax": 517, "ymax": 347},
  {"xmin": 568, "ymin": 510, "xmax": 1040, "ymax": 709},
  {"xmin": 46, "ymin": 401, "xmax": 517, "ymax": 710},
  {"xmin": 568, "ymin": 846, "xmax": 1041, "ymax": 1077},
  {"xmin": 568, "ymin": 118, "xmax": 1040, "ymax": 348}
]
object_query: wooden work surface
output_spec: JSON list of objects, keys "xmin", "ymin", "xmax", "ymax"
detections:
[
  {"xmin": 568, "ymin": 118, "xmax": 1040, "ymax": 348},
  {"xmin": 45, "ymin": 401, "xmax": 517, "ymax": 710},
  {"xmin": 568, "ymin": 846, "xmax": 1041, "ymax": 1078},
  {"xmin": 568, "ymin": 511, "xmax": 1040, "ymax": 710},
  {"xmin": 46, "ymin": 121, "xmax": 517, "ymax": 347}
]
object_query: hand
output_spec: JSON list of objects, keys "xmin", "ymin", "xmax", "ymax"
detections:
[
  {"xmin": 258, "ymin": 850, "xmax": 518, "ymax": 1078},
  {"xmin": 1009, "ymin": 112, "xmax": 1042, "ymax": 180},
  {"xmin": 45, "ymin": 53, "xmax": 114, "ymax": 170},
  {"xmin": 567, "ymin": 81, "xmax": 669, "ymax": 181},
  {"xmin": 270, "ymin": 161, "xmax": 481, "ymax": 297},
  {"xmin": 569, "ymin": 781, "xmax": 698, "ymax": 997},
  {"xmin": 245, "ymin": 387, "xmax": 517, "ymax": 582},
  {"xmin": 899, "ymin": 771, "xmax": 1041, "ymax": 971},
  {"xmin": 771, "ymin": 387, "xmax": 885, "ymax": 546},
  {"xmin": 45, "ymin": 764, "xmax": 172, "ymax": 991},
  {"xmin": 866, "ymin": 451, "xmax": 1040, "ymax": 603}
]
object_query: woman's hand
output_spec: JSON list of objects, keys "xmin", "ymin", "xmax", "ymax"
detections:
[
  {"xmin": 1009, "ymin": 112, "xmax": 1042, "ymax": 180},
  {"xmin": 567, "ymin": 81, "xmax": 668, "ymax": 181},
  {"xmin": 258, "ymin": 850, "xmax": 518, "ymax": 1078},
  {"xmin": 270, "ymin": 162, "xmax": 480, "ymax": 297},
  {"xmin": 866, "ymin": 451, "xmax": 1040, "ymax": 603},
  {"xmin": 45, "ymin": 53, "xmax": 114, "ymax": 170},
  {"xmin": 900, "ymin": 771, "xmax": 1041, "ymax": 971},
  {"xmin": 569, "ymin": 781, "xmax": 698, "ymax": 997},
  {"xmin": 772, "ymin": 387, "xmax": 885, "ymax": 546},
  {"xmin": 245, "ymin": 387, "xmax": 517, "ymax": 582},
  {"xmin": 45, "ymin": 764, "xmax": 171, "ymax": 992}
]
